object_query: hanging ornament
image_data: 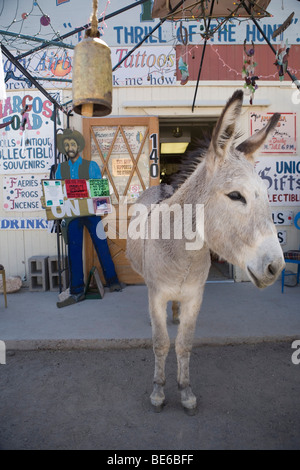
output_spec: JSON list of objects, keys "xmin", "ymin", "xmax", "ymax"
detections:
[
  {"xmin": 242, "ymin": 39, "xmax": 258, "ymax": 104},
  {"xmin": 244, "ymin": 76, "xmax": 259, "ymax": 105},
  {"xmin": 72, "ymin": 0, "xmax": 112, "ymax": 116},
  {"xmin": 40, "ymin": 15, "xmax": 51, "ymax": 26},
  {"xmin": 274, "ymin": 39, "xmax": 290, "ymax": 82},
  {"xmin": 272, "ymin": 12, "xmax": 293, "ymax": 82},
  {"xmin": 178, "ymin": 20, "xmax": 189, "ymax": 85},
  {"xmin": 21, "ymin": 13, "xmax": 29, "ymax": 20},
  {"xmin": 178, "ymin": 56, "xmax": 189, "ymax": 85}
]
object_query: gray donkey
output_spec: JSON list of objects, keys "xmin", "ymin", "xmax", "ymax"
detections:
[{"xmin": 126, "ymin": 90, "xmax": 285, "ymax": 414}]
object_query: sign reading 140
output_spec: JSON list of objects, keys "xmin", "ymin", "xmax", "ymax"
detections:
[{"xmin": 149, "ymin": 133, "xmax": 159, "ymax": 178}]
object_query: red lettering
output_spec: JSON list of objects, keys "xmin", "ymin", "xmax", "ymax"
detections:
[
  {"xmin": 3, "ymin": 98, "xmax": 13, "ymax": 117},
  {"xmin": 42, "ymin": 100, "xmax": 52, "ymax": 118},
  {"xmin": 22, "ymin": 95, "xmax": 33, "ymax": 112},
  {"xmin": 115, "ymin": 49, "xmax": 128, "ymax": 69}
]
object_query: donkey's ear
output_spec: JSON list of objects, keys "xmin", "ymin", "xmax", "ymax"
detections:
[
  {"xmin": 236, "ymin": 113, "xmax": 281, "ymax": 164},
  {"xmin": 208, "ymin": 90, "xmax": 244, "ymax": 165}
]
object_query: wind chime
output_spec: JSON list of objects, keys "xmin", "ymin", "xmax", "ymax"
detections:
[
  {"xmin": 178, "ymin": 21, "xmax": 189, "ymax": 85},
  {"xmin": 242, "ymin": 39, "xmax": 259, "ymax": 105},
  {"xmin": 272, "ymin": 12, "xmax": 294, "ymax": 82},
  {"xmin": 177, "ymin": 7, "xmax": 191, "ymax": 86},
  {"xmin": 72, "ymin": 0, "xmax": 112, "ymax": 117}
]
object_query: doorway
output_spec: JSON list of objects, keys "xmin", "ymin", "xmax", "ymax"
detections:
[
  {"xmin": 159, "ymin": 117, "xmax": 233, "ymax": 282},
  {"xmin": 82, "ymin": 116, "xmax": 160, "ymax": 285}
]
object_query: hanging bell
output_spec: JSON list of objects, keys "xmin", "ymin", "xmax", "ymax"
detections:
[{"xmin": 72, "ymin": 7, "xmax": 112, "ymax": 117}]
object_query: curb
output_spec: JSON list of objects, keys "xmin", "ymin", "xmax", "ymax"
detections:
[{"xmin": 4, "ymin": 335, "xmax": 298, "ymax": 351}]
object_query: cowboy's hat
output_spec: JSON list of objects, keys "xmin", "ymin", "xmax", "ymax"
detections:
[{"xmin": 56, "ymin": 128, "xmax": 85, "ymax": 154}]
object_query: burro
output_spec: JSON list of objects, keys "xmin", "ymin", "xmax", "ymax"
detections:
[
  {"xmin": 127, "ymin": 90, "xmax": 285, "ymax": 414},
  {"xmin": 128, "ymin": 202, "xmax": 204, "ymax": 250}
]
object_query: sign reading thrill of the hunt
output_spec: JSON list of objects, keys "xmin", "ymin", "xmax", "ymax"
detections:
[{"xmin": 250, "ymin": 113, "xmax": 297, "ymax": 154}]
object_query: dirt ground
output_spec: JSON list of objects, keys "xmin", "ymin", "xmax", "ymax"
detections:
[{"xmin": 0, "ymin": 341, "xmax": 299, "ymax": 450}]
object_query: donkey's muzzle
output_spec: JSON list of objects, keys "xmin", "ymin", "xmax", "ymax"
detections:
[{"xmin": 247, "ymin": 255, "xmax": 285, "ymax": 289}]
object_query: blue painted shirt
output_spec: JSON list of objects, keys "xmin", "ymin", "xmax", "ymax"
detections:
[{"xmin": 55, "ymin": 155, "xmax": 102, "ymax": 179}]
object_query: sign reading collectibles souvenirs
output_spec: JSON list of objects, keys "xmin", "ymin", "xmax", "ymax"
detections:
[
  {"xmin": 41, "ymin": 178, "xmax": 112, "ymax": 220},
  {"xmin": 0, "ymin": 91, "xmax": 63, "ymax": 174}
]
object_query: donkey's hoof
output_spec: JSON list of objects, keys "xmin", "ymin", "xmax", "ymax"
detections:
[
  {"xmin": 150, "ymin": 395, "xmax": 165, "ymax": 412},
  {"xmin": 183, "ymin": 405, "xmax": 197, "ymax": 416},
  {"xmin": 150, "ymin": 384, "xmax": 165, "ymax": 412},
  {"xmin": 180, "ymin": 386, "xmax": 197, "ymax": 414},
  {"xmin": 151, "ymin": 402, "xmax": 165, "ymax": 413}
]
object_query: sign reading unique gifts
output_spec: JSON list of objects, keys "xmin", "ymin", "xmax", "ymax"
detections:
[
  {"xmin": 250, "ymin": 113, "xmax": 296, "ymax": 154},
  {"xmin": 65, "ymin": 179, "xmax": 89, "ymax": 199},
  {"xmin": 255, "ymin": 156, "xmax": 300, "ymax": 205}
]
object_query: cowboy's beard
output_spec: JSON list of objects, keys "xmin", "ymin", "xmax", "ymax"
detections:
[{"xmin": 67, "ymin": 150, "xmax": 79, "ymax": 161}]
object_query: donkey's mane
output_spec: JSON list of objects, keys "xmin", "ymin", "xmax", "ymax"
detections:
[{"xmin": 169, "ymin": 134, "xmax": 211, "ymax": 191}]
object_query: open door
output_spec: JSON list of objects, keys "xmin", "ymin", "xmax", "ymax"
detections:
[{"xmin": 82, "ymin": 116, "xmax": 159, "ymax": 284}]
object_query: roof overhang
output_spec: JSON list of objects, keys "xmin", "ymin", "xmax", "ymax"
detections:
[{"xmin": 151, "ymin": 0, "xmax": 272, "ymax": 20}]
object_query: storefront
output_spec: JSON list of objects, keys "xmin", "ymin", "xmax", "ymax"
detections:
[{"xmin": 0, "ymin": 0, "xmax": 299, "ymax": 286}]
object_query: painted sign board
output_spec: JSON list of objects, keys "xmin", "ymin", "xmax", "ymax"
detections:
[
  {"xmin": 65, "ymin": 179, "xmax": 89, "ymax": 199},
  {"xmin": 0, "ymin": 217, "xmax": 49, "ymax": 230},
  {"xmin": 0, "ymin": 91, "xmax": 63, "ymax": 174},
  {"xmin": 255, "ymin": 156, "xmax": 300, "ymax": 205},
  {"xmin": 4, "ymin": 46, "xmax": 176, "ymax": 90},
  {"xmin": 41, "ymin": 179, "xmax": 112, "ymax": 220},
  {"xmin": 272, "ymin": 210, "xmax": 294, "ymax": 226},
  {"xmin": 89, "ymin": 179, "xmax": 110, "ymax": 197},
  {"xmin": 277, "ymin": 230, "xmax": 287, "ymax": 246},
  {"xmin": 2, "ymin": 173, "xmax": 48, "ymax": 211},
  {"xmin": 250, "ymin": 113, "xmax": 297, "ymax": 154},
  {"xmin": 2, "ymin": 1, "xmax": 299, "ymax": 47},
  {"xmin": 2, "ymin": 1, "xmax": 300, "ymax": 91}
]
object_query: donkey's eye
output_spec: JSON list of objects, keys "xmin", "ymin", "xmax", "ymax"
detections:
[{"xmin": 227, "ymin": 191, "xmax": 246, "ymax": 204}]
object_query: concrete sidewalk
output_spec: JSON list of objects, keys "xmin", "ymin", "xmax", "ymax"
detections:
[{"xmin": 0, "ymin": 280, "xmax": 299, "ymax": 350}]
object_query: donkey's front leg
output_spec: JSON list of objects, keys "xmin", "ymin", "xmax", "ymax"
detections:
[
  {"xmin": 175, "ymin": 296, "xmax": 202, "ymax": 415},
  {"xmin": 148, "ymin": 291, "xmax": 170, "ymax": 412}
]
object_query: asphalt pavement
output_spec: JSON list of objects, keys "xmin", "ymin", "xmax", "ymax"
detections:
[{"xmin": 0, "ymin": 280, "xmax": 299, "ymax": 450}]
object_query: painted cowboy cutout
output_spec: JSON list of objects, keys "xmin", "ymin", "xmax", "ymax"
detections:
[{"xmin": 55, "ymin": 128, "xmax": 122, "ymax": 308}]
